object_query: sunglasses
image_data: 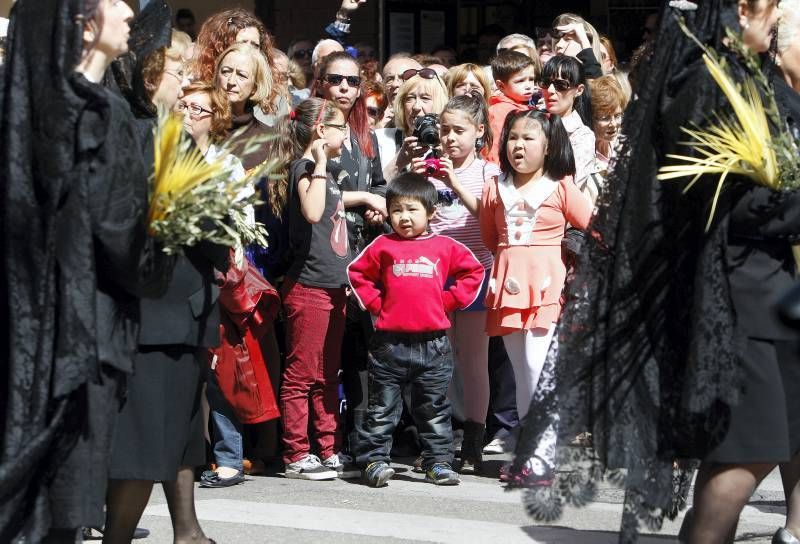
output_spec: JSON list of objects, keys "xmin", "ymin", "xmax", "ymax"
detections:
[
  {"xmin": 324, "ymin": 73, "xmax": 362, "ymax": 87},
  {"xmin": 292, "ymin": 48, "xmax": 313, "ymax": 60},
  {"xmin": 401, "ymin": 68, "xmax": 439, "ymax": 81},
  {"xmin": 366, "ymin": 106, "xmax": 382, "ymax": 118},
  {"xmin": 539, "ymin": 78, "xmax": 573, "ymax": 92}
]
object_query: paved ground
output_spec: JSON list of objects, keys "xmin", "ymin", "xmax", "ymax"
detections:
[{"xmin": 109, "ymin": 454, "xmax": 789, "ymax": 543}]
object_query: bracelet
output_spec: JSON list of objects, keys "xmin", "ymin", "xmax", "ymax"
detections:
[{"xmin": 311, "ymin": 173, "xmax": 328, "ymax": 180}]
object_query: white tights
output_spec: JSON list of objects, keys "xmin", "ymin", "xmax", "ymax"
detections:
[{"xmin": 503, "ymin": 325, "xmax": 558, "ymax": 467}]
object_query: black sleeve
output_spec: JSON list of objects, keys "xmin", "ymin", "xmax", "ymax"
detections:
[
  {"xmin": 87, "ymin": 112, "xmax": 149, "ymax": 297},
  {"xmin": 369, "ymin": 132, "xmax": 386, "ymax": 191},
  {"xmin": 729, "ymin": 185, "xmax": 800, "ymax": 241},
  {"xmin": 576, "ymin": 48, "xmax": 603, "ymax": 79}
]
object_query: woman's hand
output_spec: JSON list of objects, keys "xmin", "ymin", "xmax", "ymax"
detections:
[
  {"xmin": 365, "ymin": 193, "xmax": 388, "ymax": 221},
  {"xmin": 397, "ymin": 136, "xmax": 426, "ymax": 169},
  {"xmin": 556, "ymin": 23, "xmax": 591, "ymax": 51}
]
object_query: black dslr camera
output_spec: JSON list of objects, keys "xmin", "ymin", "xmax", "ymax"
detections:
[{"xmin": 412, "ymin": 113, "xmax": 440, "ymax": 147}]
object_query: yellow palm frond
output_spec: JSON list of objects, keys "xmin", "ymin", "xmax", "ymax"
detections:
[
  {"xmin": 148, "ymin": 112, "xmax": 225, "ymax": 227},
  {"xmin": 657, "ymin": 53, "xmax": 779, "ymax": 229}
]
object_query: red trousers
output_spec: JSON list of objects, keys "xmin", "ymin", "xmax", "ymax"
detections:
[{"xmin": 280, "ymin": 280, "xmax": 347, "ymax": 464}]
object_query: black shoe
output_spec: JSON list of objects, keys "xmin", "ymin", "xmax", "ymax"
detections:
[
  {"xmin": 774, "ymin": 528, "xmax": 800, "ymax": 544},
  {"xmin": 199, "ymin": 469, "xmax": 245, "ymax": 488},
  {"xmin": 83, "ymin": 526, "xmax": 150, "ymax": 540}
]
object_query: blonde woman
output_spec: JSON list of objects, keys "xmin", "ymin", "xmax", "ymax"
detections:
[
  {"xmin": 377, "ymin": 69, "xmax": 449, "ymax": 179},
  {"xmin": 553, "ymin": 13, "xmax": 603, "ymax": 79},
  {"xmin": 214, "ymin": 42, "xmax": 273, "ymax": 170}
]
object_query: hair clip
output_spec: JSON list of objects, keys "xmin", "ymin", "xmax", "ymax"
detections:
[
  {"xmin": 668, "ymin": 0, "xmax": 698, "ymax": 11},
  {"xmin": 74, "ymin": 13, "xmax": 85, "ymax": 24},
  {"xmin": 227, "ymin": 17, "xmax": 235, "ymax": 25},
  {"xmin": 289, "ymin": 109, "xmax": 296, "ymax": 120}
]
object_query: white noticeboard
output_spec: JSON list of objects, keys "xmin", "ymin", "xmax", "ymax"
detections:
[
  {"xmin": 389, "ymin": 12, "xmax": 415, "ymax": 55},
  {"xmin": 419, "ymin": 11, "xmax": 445, "ymax": 54}
]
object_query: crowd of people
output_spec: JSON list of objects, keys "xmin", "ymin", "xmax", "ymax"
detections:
[{"xmin": 1, "ymin": 0, "xmax": 800, "ymax": 543}]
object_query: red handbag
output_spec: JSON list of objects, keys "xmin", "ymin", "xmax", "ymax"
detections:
[{"xmin": 209, "ymin": 255, "xmax": 281, "ymax": 425}]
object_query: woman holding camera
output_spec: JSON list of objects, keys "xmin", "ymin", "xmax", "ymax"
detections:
[{"xmin": 378, "ymin": 68, "xmax": 449, "ymax": 182}]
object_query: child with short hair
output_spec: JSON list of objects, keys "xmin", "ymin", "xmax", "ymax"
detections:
[
  {"xmin": 347, "ymin": 173, "xmax": 484, "ymax": 487},
  {"xmin": 486, "ymin": 50, "xmax": 538, "ymax": 164}
]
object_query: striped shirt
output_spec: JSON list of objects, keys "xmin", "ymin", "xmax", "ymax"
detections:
[{"xmin": 429, "ymin": 158, "xmax": 500, "ymax": 270}]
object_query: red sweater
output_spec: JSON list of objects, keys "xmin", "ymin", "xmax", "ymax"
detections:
[
  {"xmin": 347, "ymin": 233, "xmax": 484, "ymax": 333},
  {"xmin": 487, "ymin": 93, "xmax": 530, "ymax": 165}
]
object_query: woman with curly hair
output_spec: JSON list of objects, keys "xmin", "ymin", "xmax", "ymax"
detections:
[{"xmin": 192, "ymin": 9, "xmax": 281, "ymax": 115}]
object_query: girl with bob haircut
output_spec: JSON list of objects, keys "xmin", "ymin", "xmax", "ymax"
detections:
[
  {"xmin": 193, "ymin": 8, "xmax": 281, "ymax": 114},
  {"xmin": 552, "ymin": 13, "xmax": 603, "ymax": 78},
  {"xmin": 481, "ymin": 108, "xmax": 592, "ymax": 486},
  {"xmin": 444, "ymin": 63, "xmax": 493, "ymax": 102}
]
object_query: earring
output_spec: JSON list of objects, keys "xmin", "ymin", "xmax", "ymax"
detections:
[
  {"xmin": 475, "ymin": 137, "xmax": 485, "ymax": 150},
  {"xmin": 740, "ymin": 18, "xmax": 750, "ymax": 30}
]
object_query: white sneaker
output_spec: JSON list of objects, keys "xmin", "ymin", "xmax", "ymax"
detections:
[
  {"xmin": 482, "ymin": 438, "xmax": 505, "ymax": 454},
  {"xmin": 483, "ymin": 434, "xmax": 517, "ymax": 454},
  {"xmin": 322, "ymin": 453, "xmax": 361, "ymax": 479},
  {"xmin": 284, "ymin": 454, "xmax": 337, "ymax": 480}
]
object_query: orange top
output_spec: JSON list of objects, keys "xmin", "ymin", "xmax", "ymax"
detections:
[
  {"xmin": 480, "ymin": 174, "xmax": 593, "ymax": 335},
  {"xmin": 486, "ymin": 94, "xmax": 530, "ymax": 165}
]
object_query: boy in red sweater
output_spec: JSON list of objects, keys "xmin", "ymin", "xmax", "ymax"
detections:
[
  {"xmin": 347, "ymin": 173, "xmax": 483, "ymax": 487},
  {"xmin": 486, "ymin": 50, "xmax": 537, "ymax": 164}
]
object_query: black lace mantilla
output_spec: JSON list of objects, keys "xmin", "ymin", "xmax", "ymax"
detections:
[{"xmin": 511, "ymin": 1, "xmax": 758, "ymax": 541}]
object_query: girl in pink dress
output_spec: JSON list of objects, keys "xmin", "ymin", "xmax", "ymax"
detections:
[{"xmin": 480, "ymin": 109, "xmax": 592, "ymax": 484}]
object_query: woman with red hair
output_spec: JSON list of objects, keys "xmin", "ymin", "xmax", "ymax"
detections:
[{"xmin": 192, "ymin": 8, "xmax": 281, "ymax": 115}]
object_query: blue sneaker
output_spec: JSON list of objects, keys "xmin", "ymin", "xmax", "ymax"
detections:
[
  {"xmin": 364, "ymin": 461, "xmax": 395, "ymax": 487},
  {"xmin": 425, "ymin": 462, "xmax": 460, "ymax": 485}
]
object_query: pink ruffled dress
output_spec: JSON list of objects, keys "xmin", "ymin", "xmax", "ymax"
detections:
[{"xmin": 479, "ymin": 173, "xmax": 593, "ymax": 336}]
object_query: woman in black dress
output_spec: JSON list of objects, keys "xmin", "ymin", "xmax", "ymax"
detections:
[
  {"xmin": 1, "ymin": 0, "xmax": 148, "ymax": 541},
  {"xmin": 102, "ymin": 8, "xmax": 224, "ymax": 544},
  {"xmin": 512, "ymin": 0, "xmax": 800, "ymax": 542}
]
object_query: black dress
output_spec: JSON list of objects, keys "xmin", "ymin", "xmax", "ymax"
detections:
[
  {"xmin": 1, "ymin": 0, "xmax": 150, "ymax": 537},
  {"xmin": 511, "ymin": 1, "xmax": 800, "ymax": 540},
  {"xmin": 108, "ymin": 117, "xmax": 229, "ymax": 481}
]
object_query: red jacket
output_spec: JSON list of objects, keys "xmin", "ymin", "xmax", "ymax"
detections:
[
  {"xmin": 347, "ymin": 233, "xmax": 484, "ymax": 333},
  {"xmin": 487, "ymin": 93, "xmax": 531, "ymax": 165},
  {"xmin": 208, "ymin": 253, "xmax": 281, "ymax": 425}
]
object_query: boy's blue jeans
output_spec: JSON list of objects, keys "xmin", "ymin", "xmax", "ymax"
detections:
[{"xmin": 356, "ymin": 331, "xmax": 455, "ymax": 470}]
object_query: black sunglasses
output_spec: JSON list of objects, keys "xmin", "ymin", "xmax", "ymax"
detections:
[
  {"xmin": 324, "ymin": 73, "xmax": 362, "ymax": 87},
  {"xmin": 366, "ymin": 106, "xmax": 382, "ymax": 118},
  {"xmin": 539, "ymin": 78, "xmax": 573, "ymax": 92},
  {"xmin": 401, "ymin": 68, "xmax": 438, "ymax": 81},
  {"xmin": 292, "ymin": 48, "xmax": 313, "ymax": 60}
]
